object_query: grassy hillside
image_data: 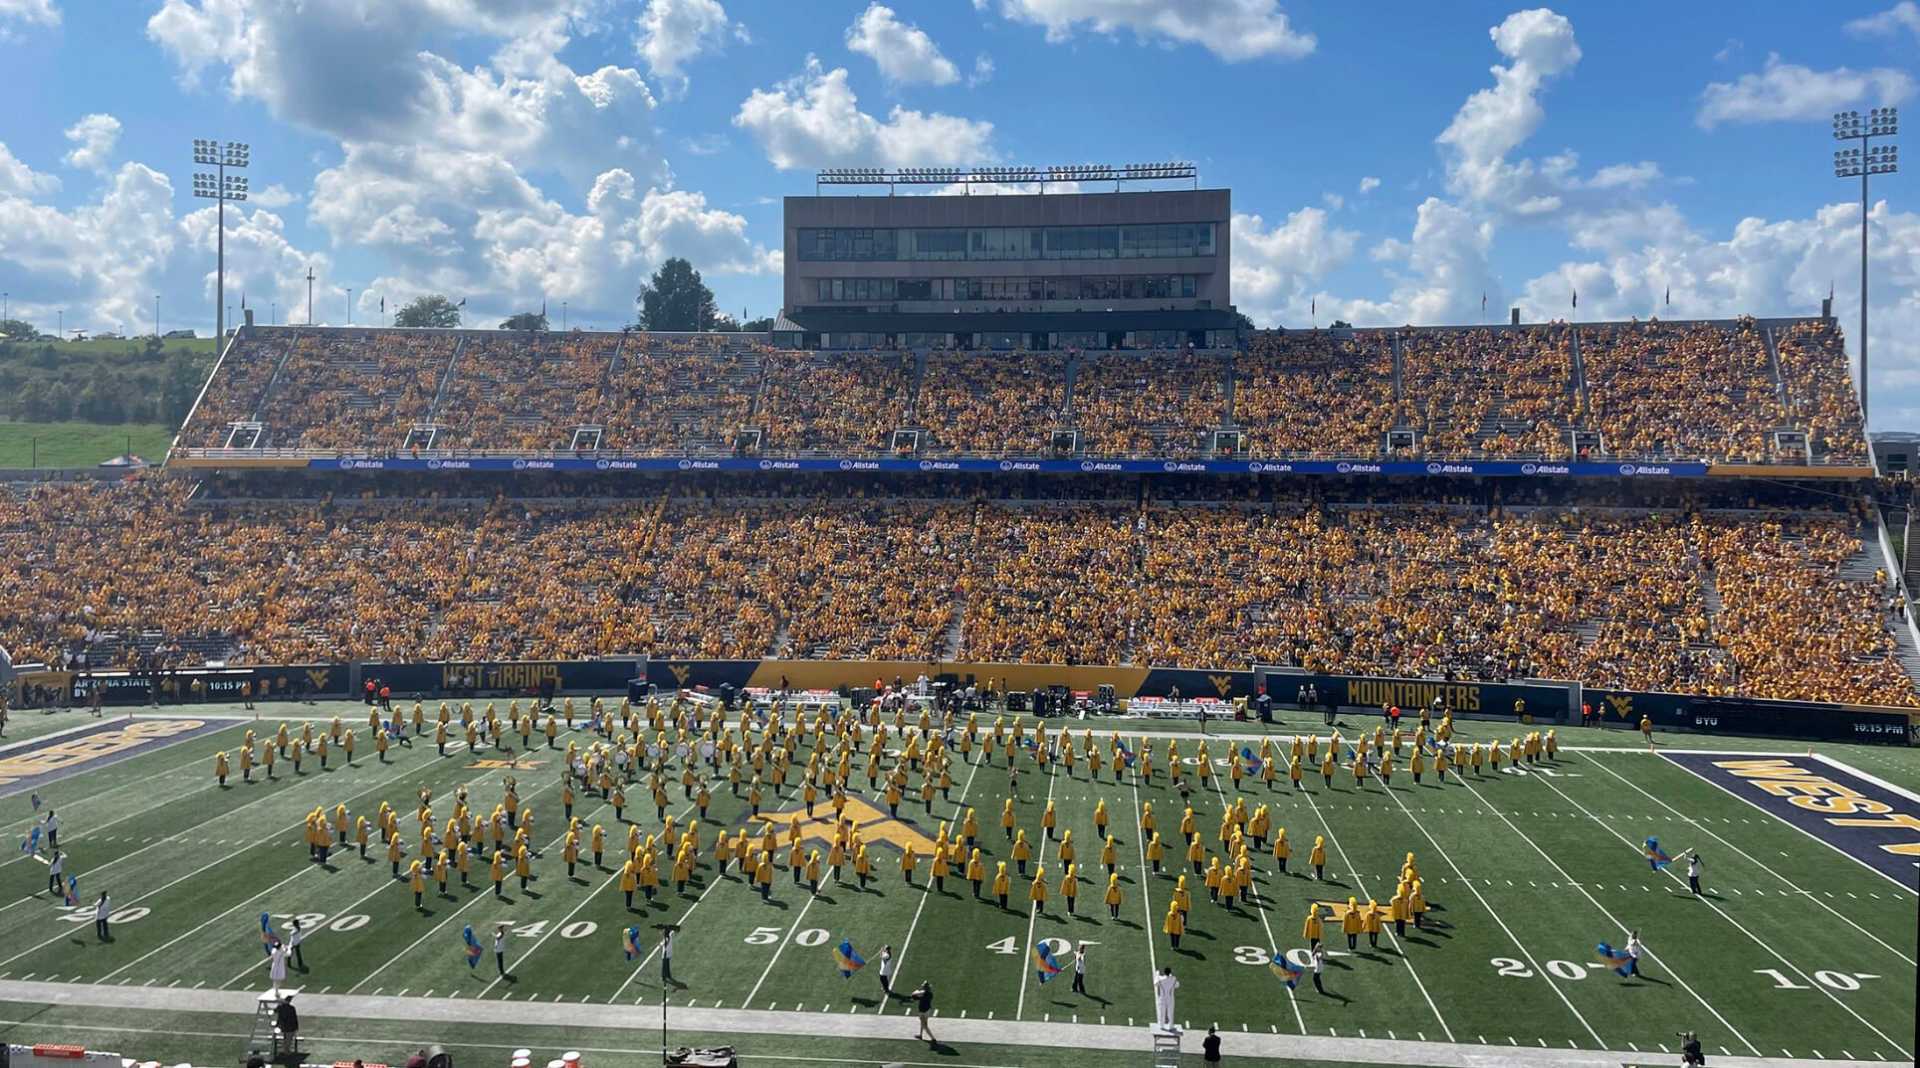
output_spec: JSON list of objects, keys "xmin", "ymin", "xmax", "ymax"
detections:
[
  {"xmin": 0, "ymin": 336, "xmax": 217, "ymax": 427},
  {"xmin": 0, "ymin": 420, "xmax": 174, "ymax": 468}
]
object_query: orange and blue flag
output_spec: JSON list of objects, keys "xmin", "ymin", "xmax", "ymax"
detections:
[
  {"xmin": 1240, "ymin": 746, "xmax": 1263, "ymax": 774},
  {"xmin": 1031, "ymin": 942, "xmax": 1063, "ymax": 983},
  {"xmin": 463, "ymin": 924, "xmax": 483, "ymax": 968},
  {"xmin": 834, "ymin": 938, "xmax": 866, "ymax": 978},
  {"xmin": 63, "ymin": 875, "xmax": 79, "ymax": 907},
  {"xmin": 1643, "ymin": 837, "xmax": 1671, "ymax": 871},
  {"xmin": 259, "ymin": 912, "xmax": 279, "ymax": 953},
  {"xmin": 19, "ymin": 826, "xmax": 39, "ymax": 854},
  {"xmin": 1116, "ymin": 741, "xmax": 1135, "ymax": 767},
  {"xmin": 1269, "ymin": 951, "xmax": 1303, "ymax": 989},
  {"xmin": 1592, "ymin": 942, "xmax": 1634, "ymax": 977},
  {"xmin": 624, "ymin": 926, "xmax": 642, "ymax": 961}
]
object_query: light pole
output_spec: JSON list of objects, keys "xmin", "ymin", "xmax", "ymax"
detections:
[
  {"xmin": 305, "ymin": 267, "xmax": 315, "ymax": 325},
  {"xmin": 562, "ymin": 301, "xmax": 568, "ymax": 332},
  {"xmin": 1833, "ymin": 108, "xmax": 1897, "ymax": 427},
  {"xmin": 154, "ymin": 294, "xmax": 160, "ymax": 339},
  {"xmin": 346, "ymin": 287, "xmax": 353, "ymax": 325},
  {"xmin": 192, "ymin": 139, "xmax": 249, "ymax": 343}
]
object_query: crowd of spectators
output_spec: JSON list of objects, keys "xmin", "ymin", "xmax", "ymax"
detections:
[
  {"xmin": 1, "ymin": 478, "xmax": 1911, "ymax": 705},
  {"xmin": 1231, "ymin": 332, "xmax": 1398, "ymax": 457},
  {"xmin": 1073, "ymin": 350, "xmax": 1230, "ymax": 457},
  {"xmin": 176, "ymin": 320, "xmax": 1866, "ymax": 465},
  {"xmin": 1581, "ymin": 319, "xmax": 1788, "ymax": 461},
  {"xmin": 916, "ymin": 350, "xmax": 1068, "ymax": 455}
]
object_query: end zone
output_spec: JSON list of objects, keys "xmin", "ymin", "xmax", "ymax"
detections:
[
  {"xmin": 0, "ymin": 719, "xmax": 225, "ymax": 798},
  {"xmin": 1662, "ymin": 751, "xmax": 1920, "ymax": 893}
]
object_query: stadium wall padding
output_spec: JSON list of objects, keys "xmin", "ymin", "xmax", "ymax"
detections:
[
  {"xmin": 1257, "ymin": 669, "xmax": 1576, "ymax": 721},
  {"xmin": 361, "ymin": 660, "xmax": 642, "ymax": 695},
  {"xmin": 69, "ymin": 665, "xmax": 347, "ymax": 705},
  {"xmin": 1587, "ymin": 688, "xmax": 1918, "ymax": 746}
]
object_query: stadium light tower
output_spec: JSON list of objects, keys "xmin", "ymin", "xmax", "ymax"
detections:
[
  {"xmin": 1833, "ymin": 108, "xmax": 1896, "ymax": 426},
  {"xmin": 191, "ymin": 139, "xmax": 249, "ymax": 344}
]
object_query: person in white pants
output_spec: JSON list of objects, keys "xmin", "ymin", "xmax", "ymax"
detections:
[
  {"xmin": 268, "ymin": 941, "xmax": 289, "ymax": 994},
  {"xmin": 877, "ymin": 946, "xmax": 895, "ymax": 995},
  {"xmin": 1152, "ymin": 967, "xmax": 1179, "ymax": 1029}
]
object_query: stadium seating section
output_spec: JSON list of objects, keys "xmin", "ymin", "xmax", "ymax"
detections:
[
  {"xmin": 4, "ymin": 479, "xmax": 1912, "ymax": 707},
  {"xmin": 175, "ymin": 317, "xmax": 1867, "ymax": 465}
]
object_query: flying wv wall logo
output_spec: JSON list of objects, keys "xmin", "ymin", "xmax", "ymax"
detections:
[
  {"xmin": 1031, "ymin": 941, "xmax": 1063, "ymax": 983},
  {"xmin": 1207, "ymin": 674, "xmax": 1234, "ymax": 697},
  {"xmin": 669, "ymin": 663, "xmax": 693, "ymax": 688},
  {"xmin": 749, "ymin": 793, "xmax": 937, "ymax": 856}
]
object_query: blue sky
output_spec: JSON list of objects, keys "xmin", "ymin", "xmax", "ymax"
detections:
[{"xmin": 2, "ymin": 1, "xmax": 1918, "ymax": 423}]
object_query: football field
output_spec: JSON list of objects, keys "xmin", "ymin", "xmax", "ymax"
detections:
[{"xmin": 0, "ymin": 700, "xmax": 1914, "ymax": 1068}]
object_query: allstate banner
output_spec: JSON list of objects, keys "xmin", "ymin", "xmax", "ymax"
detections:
[
  {"xmin": 1258, "ymin": 670, "xmax": 1572, "ymax": 719},
  {"xmin": 307, "ymin": 455, "xmax": 1713, "ymax": 480}
]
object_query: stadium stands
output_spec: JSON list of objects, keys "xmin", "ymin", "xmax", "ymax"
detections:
[
  {"xmin": 4, "ymin": 479, "xmax": 1911, "ymax": 706},
  {"xmin": 174, "ymin": 317, "xmax": 1867, "ymax": 466}
]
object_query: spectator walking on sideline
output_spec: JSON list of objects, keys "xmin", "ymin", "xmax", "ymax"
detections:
[
  {"xmin": 1203, "ymin": 1026, "xmax": 1221, "ymax": 1063},
  {"xmin": 1152, "ymin": 966, "xmax": 1179, "ymax": 1028},
  {"xmin": 93, "ymin": 891, "xmax": 111, "ymax": 940},
  {"xmin": 46, "ymin": 849, "xmax": 64, "ymax": 896},
  {"xmin": 1071, "ymin": 943, "xmax": 1088, "ymax": 995},
  {"xmin": 877, "ymin": 945, "xmax": 894, "ymax": 995},
  {"xmin": 288, "ymin": 918, "xmax": 306, "ymax": 970},
  {"xmin": 909, "ymin": 980, "xmax": 936, "ymax": 1043},
  {"xmin": 1686, "ymin": 852, "xmax": 1704, "ymax": 895}
]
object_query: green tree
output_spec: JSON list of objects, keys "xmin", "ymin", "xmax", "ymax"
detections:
[
  {"xmin": 499, "ymin": 311, "xmax": 549, "ymax": 331},
  {"xmin": 41, "ymin": 380, "xmax": 74, "ymax": 421},
  {"xmin": 394, "ymin": 294, "xmax": 463, "ymax": 328},
  {"xmin": 0, "ymin": 318, "xmax": 36, "ymax": 341},
  {"xmin": 160, "ymin": 356, "xmax": 204, "ymax": 427},
  {"xmin": 636, "ymin": 258, "xmax": 717, "ymax": 332},
  {"xmin": 742, "ymin": 316, "xmax": 775, "ymax": 332},
  {"xmin": 76, "ymin": 379, "xmax": 125, "ymax": 423}
]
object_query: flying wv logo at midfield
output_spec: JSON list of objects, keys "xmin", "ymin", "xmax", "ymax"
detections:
[{"xmin": 748, "ymin": 794, "xmax": 937, "ymax": 855}]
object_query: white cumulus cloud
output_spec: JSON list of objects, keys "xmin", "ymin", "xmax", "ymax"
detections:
[
  {"xmin": 62, "ymin": 113, "xmax": 121, "ymax": 173},
  {"xmin": 635, "ymin": 0, "xmax": 741, "ymax": 96},
  {"xmin": 1846, "ymin": 2, "xmax": 1920, "ymax": 39},
  {"xmin": 846, "ymin": 4, "xmax": 959, "ymax": 86},
  {"xmin": 1357, "ymin": 176, "xmax": 1380, "ymax": 194},
  {"xmin": 734, "ymin": 57, "xmax": 994, "ymax": 170},
  {"xmin": 990, "ymin": 0, "xmax": 1314, "ymax": 62},
  {"xmin": 1697, "ymin": 54, "xmax": 1914, "ymax": 128}
]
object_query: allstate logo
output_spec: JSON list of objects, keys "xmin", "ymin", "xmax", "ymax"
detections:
[
  {"xmin": 1619, "ymin": 464, "xmax": 1636, "ymax": 475},
  {"xmin": 838, "ymin": 459, "xmax": 853, "ymax": 470},
  {"xmin": 1247, "ymin": 462, "xmax": 1263, "ymax": 473},
  {"xmin": 1425, "ymin": 462, "xmax": 1443, "ymax": 474},
  {"xmin": 594, "ymin": 459, "xmax": 610, "ymax": 470},
  {"xmin": 998, "ymin": 460, "xmax": 1013, "ymax": 471},
  {"xmin": 918, "ymin": 460, "xmax": 933, "ymax": 471},
  {"xmin": 1161, "ymin": 461, "xmax": 1177, "ymax": 472},
  {"xmin": 1079, "ymin": 461, "xmax": 1095, "ymax": 472},
  {"xmin": 337, "ymin": 459, "xmax": 353, "ymax": 470},
  {"xmin": 1521, "ymin": 463, "xmax": 1537, "ymax": 475},
  {"xmin": 677, "ymin": 459, "xmax": 693, "ymax": 470},
  {"xmin": 426, "ymin": 458, "xmax": 442, "ymax": 470},
  {"xmin": 511, "ymin": 459, "xmax": 527, "ymax": 470},
  {"xmin": 757, "ymin": 459, "xmax": 772, "ymax": 470},
  {"xmin": 1336, "ymin": 462, "xmax": 1352, "ymax": 473}
]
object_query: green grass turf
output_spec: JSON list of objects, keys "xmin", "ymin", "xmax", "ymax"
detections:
[
  {"xmin": 0, "ymin": 700, "xmax": 1914, "ymax": 1065},
  {"xmin": 0, "ymin": 708, "xmax": 126, "ymax": 747},
  {"xmin": 0, "ymin": 420, "xmax": 173, "ymax": 467}
]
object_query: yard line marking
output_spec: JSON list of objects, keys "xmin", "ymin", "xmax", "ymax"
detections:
[
  {"xmin": 99, "ymin": 863, "xmax": 315, "ymax": 986},
  {"xmin": 1451, "ymin": 776, "xmax": 1759, "ymax": 1056},
  {"xmin": 1298, "ymin": 778, "xmax": 1455, "ymax": 1043},
  {"xmin": 606, "ymin": 805, "xmax": 740, "ymax": 1006},
  {"xmin": 743, "ymin": 854, "xmax": 830, "ymax": 1008},
  {"xmin": 884, "ymin": 739, "xmax": 987, "ymax": 1013},
  {"xmin": 1367, "ymin": 764, "xmax": 1605, "ymax": 1044},
  {"xmin": 478, "ymin": 789, "xmax": 634, "ymax": 998},
  {"xmin": 1126, "ymin": 770, "xmax": 1158, "ymax": 983},
  {"xmin": 1526, "ymin": 770, "xmax": 1911, "ymax": 1059},
  {"xmin": 1012, "ymin": 757, "xmax": 1060, "ymax": 1021},
  {"xmin": 347, "ymin": 775, "xmax": 569, "ymax": 994},
  {"xmin": 1201, "ymin": 757, "xmax": 1302, "ymax": 1034},
  {"xmin": 0, "ymin": 744, "xmax": 456, "ymax": 972},
  {"xmin": 1588, "ymin": 755, "xmax": 1915, "ymax": 966}
]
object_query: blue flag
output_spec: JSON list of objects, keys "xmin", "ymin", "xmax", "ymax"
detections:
[
  {"xmin": 20, "ymin": 826, "xmax": 39, "ymax": 854},
  {"xmin": 1643, "ymin": 837, "xmax": 1671, "ymax": 870},
  {"xmin": 259, "ymin": 912, "xmax": 279, "ymax": 953},
  {"xmin": 834, "ymin": 938, "xmax": 866, "ymax": 978},
  {"xmin": 1240, "ymin": 746, "xmax": 1263, "ymax": 774},
  {"xmin": 623, "ymin": 926, "xmax": 642, "ymax": 962},
  {"xmin": 1116, "ymin": 741, "xmax": 1135, "ymax": 767},
  {"xmin": 1032, "ymin": 942, "xmax": 1063, "ymax": 983},
  {"xmin": 1269, "ymin": 952, "xmax": 1303, "ymax": 989},
  {"xmin": 463, "ymin": 924, "xmax": 483, "ymax": 968},
  {"xmin": 1592, "ymin": 942, "xmax": 1634, "ymax": 978},
  {"xmin": 64, "ymin": 875, "xmax": 79, "ymax": 907}
]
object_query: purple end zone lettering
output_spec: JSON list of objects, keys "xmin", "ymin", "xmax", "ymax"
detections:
[
  {"xmin": 0, "ymin": 718, "xmax": 226, "ymax": 798},
  {"xmin": 1664, "ymin": 751, "xmax": 1920, "ymax": 890}
]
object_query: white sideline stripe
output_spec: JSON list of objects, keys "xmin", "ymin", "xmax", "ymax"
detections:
[
  {"xmin": 885, "ymin": 742, "xmax": 986, "ymax": 1013},
  {"xmin": 1657, "ymin": 751, "xmax": 1917, "ymax": 896},
  {"xmin": 0, "ymin": 744, "xmax": 446, "ymax": 972},
  {"xmin": 346, "ymin": 775, "xmax": 566, "ymax": 993},
  {"xmin": 1589, "ymin": 754, "xmax": 1916, "ymax": 964},
  {"xmin": 1812, "ymin": 752, "xmax": 1920, "ymax": 806},
  {"xmin": 1012, "ymin": 757, "xmax": 1059, "ymax": 1021},
  {"xmin": 1296, "ymin": 777, "xmax": 1456, "ymax": 1043},
  {"xmin": 1526, "ymin": 770, "xmax": 1912, "ymax": 1059}
]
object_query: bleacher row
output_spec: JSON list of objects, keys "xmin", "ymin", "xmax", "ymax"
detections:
[
  {"xmin": 3, "ymin": 480, "xmax": 1911, "ymax": 707},
  {"xmin": 178, "ymin": 317, "xmax": 1867, "ymax": 465}
]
